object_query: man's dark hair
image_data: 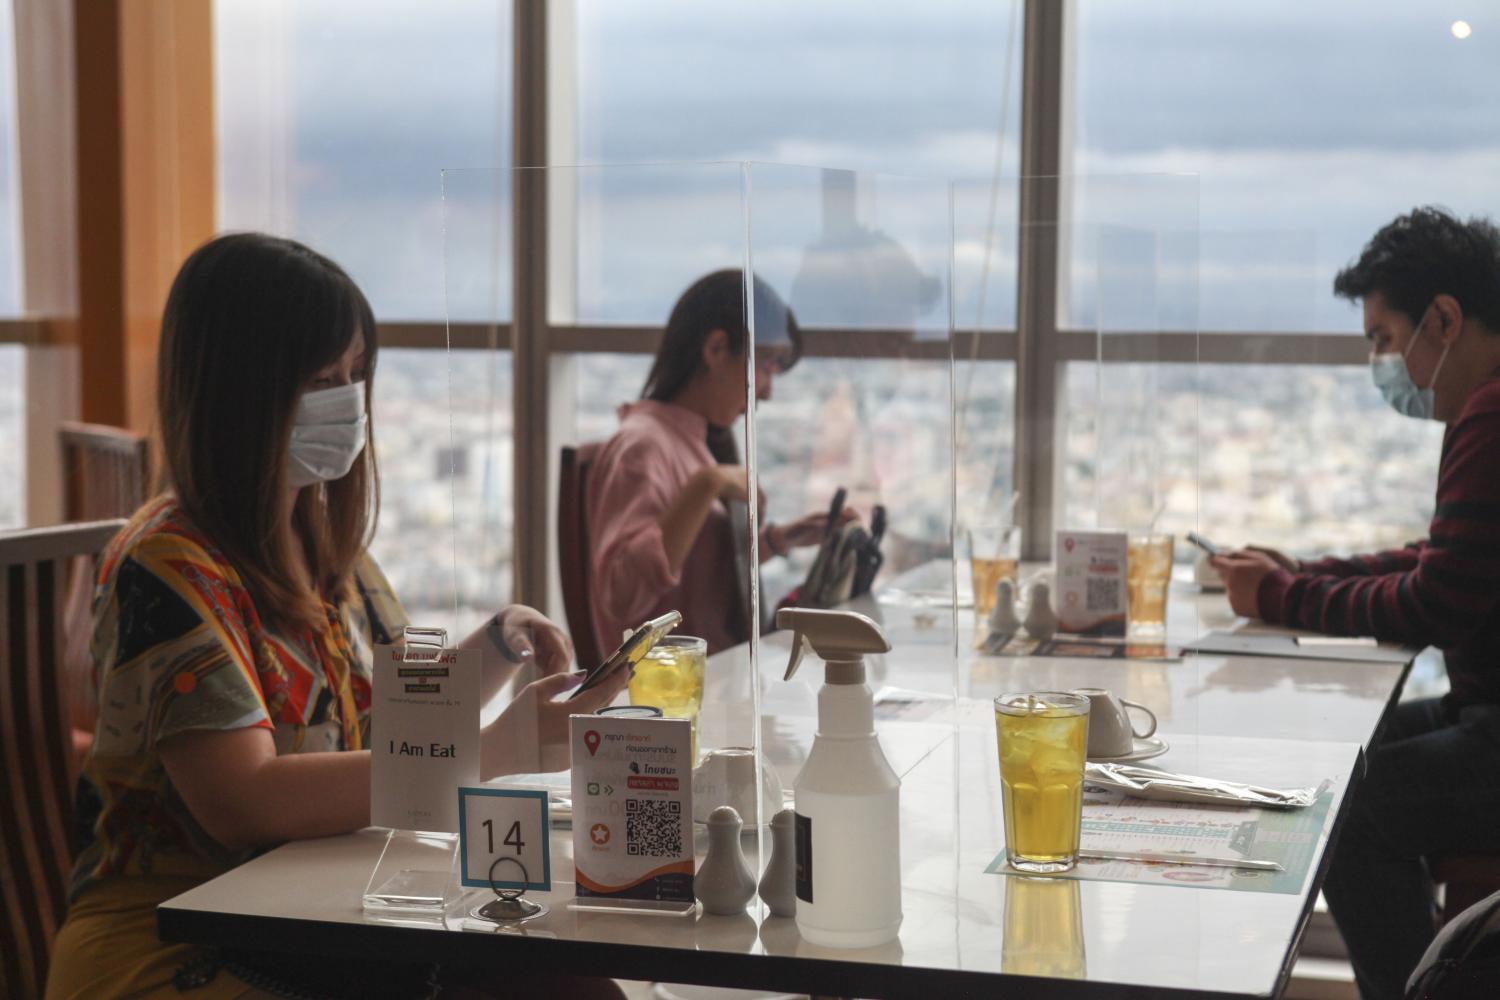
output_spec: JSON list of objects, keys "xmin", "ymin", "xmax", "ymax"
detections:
[{"xmin": 1333, "ymin": 206, "xmax": 1500, "ymax": 333}]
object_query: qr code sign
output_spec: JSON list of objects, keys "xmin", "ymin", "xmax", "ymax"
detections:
[
  {"xmin": 625, "ymin": 798, "xmax": 683, "ymax": 857},
  {"xmin": 1086, "ymin": 575, "xmax": 1121, "ymax": 612}
]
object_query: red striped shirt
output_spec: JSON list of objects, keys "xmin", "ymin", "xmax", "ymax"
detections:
[{"xmin": 1258, "ymin": 372, "xmax": 1500, "ymax": 710}]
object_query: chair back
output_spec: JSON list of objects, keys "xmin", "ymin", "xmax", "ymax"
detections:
[
  {"xmin": 59, "ymin": 422, "xmax": 151, "ymax": 522},
  {"xmin": 0, "ymin": 520, "xmax": 124, "ymax": 1000},
  {"xmin": 558, "ymin": 443, "xmax": 604, "ymax": 669}
]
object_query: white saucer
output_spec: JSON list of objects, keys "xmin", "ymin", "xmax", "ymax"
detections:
[{"xmin": 1088, "ymin": 735, "xmax": 1169, "ymax": 764}]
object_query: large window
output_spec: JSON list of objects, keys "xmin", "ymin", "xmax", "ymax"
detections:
[
  {"xmin": 1065, "ymin": 1, "xmax": 1497, "ymax": 552},
  {"xmin": 570, "ymin": 0, "xmax": 1024, "ymax": 327},
  {"xmin": 1072, "ymin": 2, "xmax": 1500, "ymax": 333},
  {"xmin": 215, "ymin": 0, "xmax": 512, "ymax": 632},
  {"xmin": 207, "ymin": 0, "xmax": 1497, "ymax": 620},
  {"xmin": 564, "ymin": 1, "xmax": 1024, "ymax": 584}
]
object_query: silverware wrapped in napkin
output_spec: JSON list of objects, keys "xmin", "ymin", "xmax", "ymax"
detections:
[{"xmin": 1084, "ymin": 762, "xmax": 1323, "ymax": 809}]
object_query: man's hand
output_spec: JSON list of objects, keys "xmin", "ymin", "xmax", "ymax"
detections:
[
  {"xmin": 1210, "ymin": 550, "xmax": 1283, "ymax": 618},
  {"xmin": 1245, "ymin": 545, "xmax": 1301, "ymax": 573},
  {"xmin": 489, "ymin": 604, "xmax": 573, "ymax": 675}
]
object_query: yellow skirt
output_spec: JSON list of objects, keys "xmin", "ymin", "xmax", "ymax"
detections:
[{"xmin": 45, "ymin": 876, "xmax": 268, "ymax": 1000}]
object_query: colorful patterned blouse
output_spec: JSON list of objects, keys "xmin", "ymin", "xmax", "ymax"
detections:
[{"xmin": 69, "ymin": 496, "xmax": 406, "ymax": 899}]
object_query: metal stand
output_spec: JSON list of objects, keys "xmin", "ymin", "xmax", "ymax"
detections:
[{"xmin": 471, "ymin": 856, "xmax": 548, "ymax": 924}]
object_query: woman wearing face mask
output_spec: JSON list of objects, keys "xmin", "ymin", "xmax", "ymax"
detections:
[
  {"xmin": 586, "ymin": 270, "xmax": 856, "ymax": 656},
  {"xmin": 47, "ymin": 234, "xmax": 627, "ymax": 1000},
  {"xmin": 1211, "ymin": 207, "xmax": 1500, "ymax": 1000}
]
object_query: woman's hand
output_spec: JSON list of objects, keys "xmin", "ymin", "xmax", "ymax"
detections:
[
  {"xmin": 775, "ymin": 506, "xmax": 860, "ymax": 550},
  {"xmin": 481, "ymin": 661, "xmax": 632, "ymax": 777},
  {"xmin": 487, "ymin": 604, "xmax": 573, "ymax": 676}
]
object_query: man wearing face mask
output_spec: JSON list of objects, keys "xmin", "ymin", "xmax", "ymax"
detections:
[{"xmin": 1212, "ymin": 207, "xmax": 1500, "ymax": 1000}]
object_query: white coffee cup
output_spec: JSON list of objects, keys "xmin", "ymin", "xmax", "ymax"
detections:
[
  {"xmin": 1072, "ymin": 688, "xmax": 1157, "ymax": 758},
  {"xmin": 692, "ymin": 747, "xmax": 785, "ymax": 826}
]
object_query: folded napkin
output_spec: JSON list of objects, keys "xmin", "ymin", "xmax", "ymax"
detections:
[{"xmin": 1085, "ymin": 762, "xmax": 1322, "ymax": 809}]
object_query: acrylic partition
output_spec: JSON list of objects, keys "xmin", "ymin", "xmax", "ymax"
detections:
[
  {"xmin": 432, "ymin": 165, "xmax": 1368, "ymax": 993},
  {"xmin": 442, "ymin": 163, "xmax": 760, "ymax": 753},
  {"xmin": 742, "ymin": 164, "xmax": 958, "ymax": 949}
]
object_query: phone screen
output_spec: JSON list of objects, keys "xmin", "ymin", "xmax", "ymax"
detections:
[{"xmin": 568, "ymin": 610, "xmax": 682, "ymax": 700}]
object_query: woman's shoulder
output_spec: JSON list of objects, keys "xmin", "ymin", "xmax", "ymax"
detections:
[
  {"xmin": 99, "ymin": 495, "xmax": 241, "ymax": 591},
  {"xmin": 602, "ymin": 400, "xmax": 707, "ymax": 467}
]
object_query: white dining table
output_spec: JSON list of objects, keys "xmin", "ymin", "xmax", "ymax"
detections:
[{"xmin": 159, "ymin": 571, "xmax": 1414, "ymax": 998}]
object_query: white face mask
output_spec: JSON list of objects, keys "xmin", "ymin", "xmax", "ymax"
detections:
[
  {"xmin": 287, "ymin": 381, "xmax": 368, "ymax": 488},
  {"xmin": 1370, "ymin": 304, "xmax": 1450, "ymax": 421}
]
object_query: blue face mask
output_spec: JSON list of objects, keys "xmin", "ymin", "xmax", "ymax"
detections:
[{"xmin": 1371, "ymin": 305, "xmax": 1449, "ymax": 421}]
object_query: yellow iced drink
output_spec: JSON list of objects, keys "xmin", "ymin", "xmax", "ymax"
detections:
[
  {"xmin": 995, "ymin": 692, "xmax": 1089, "ymax": 873},
  {"xmin": 629, "ymin": 635, "xmax": 707, "ymax": 762},
  {"xmin": 971, "ymin": 557, "xmax": 1020, "ymax": 616},
  {"xmin": 1126, "ymin": 534, "xmax": 1174, "ymax": 638}
]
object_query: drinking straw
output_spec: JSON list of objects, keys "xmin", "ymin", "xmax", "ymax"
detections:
[{"xmin": 1147, "ymin": 500, "xmax": 1167, "ymax": 536}]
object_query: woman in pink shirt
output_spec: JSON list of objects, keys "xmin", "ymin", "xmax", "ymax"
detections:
[{"xmin": 587, "ymin": 270, "xmax": 849, "ymax": 654}]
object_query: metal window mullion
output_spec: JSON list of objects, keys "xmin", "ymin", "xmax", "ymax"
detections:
[
  {"xmin": 1013, "ymin": 0, "xmax": 1067, "ymax": 562},
  {"xmin": 512, "ymin": 0, "xmax": 549, "ymax": 611}
]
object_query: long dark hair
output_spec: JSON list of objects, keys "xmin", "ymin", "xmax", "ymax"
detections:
[
  {"xmin": 157, "ymin": 232, "xmax": 379, "ymax": 631},
  {"xmin": 641, "ymin": 269, "xmax": 802, "ymax": 463}
]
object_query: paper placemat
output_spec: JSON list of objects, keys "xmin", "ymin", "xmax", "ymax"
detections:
[
  {"xmin": 985, "ymin": 786, "xmax": 1334, "ymax": 894},
  {"xmin": 1182, "ymin": 629, "xmax": 1413, "ymax": 664}
]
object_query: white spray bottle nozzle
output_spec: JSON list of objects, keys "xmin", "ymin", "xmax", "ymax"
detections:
[{"xmin": 776, "ymin": 608, "xmax": 890, "ymax": 685}]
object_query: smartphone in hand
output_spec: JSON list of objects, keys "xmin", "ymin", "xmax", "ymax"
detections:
[
  {"xmin": 1185, "ymin": 531, "xmax": 1222, "ymax": 558},
  {"xmin": 567, "ymin": 610, "xmax": 682, "ymax": 701}
]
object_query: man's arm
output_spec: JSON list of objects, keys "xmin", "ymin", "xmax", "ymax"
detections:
[
  {"xmin": 1257, "ymin": 410, "xmax": 1500, "ymax": 645},
  {"xmin": 1298, "ymin": 543, "xmax": 1425, "ymax": 579}
]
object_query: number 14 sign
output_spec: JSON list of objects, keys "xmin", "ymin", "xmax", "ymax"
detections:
[{"xmin": 457, "ymin": 787, "xmax": 551, "ymax": 892}]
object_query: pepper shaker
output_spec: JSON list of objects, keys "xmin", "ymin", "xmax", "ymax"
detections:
[
  {"xmin": 1023, "ymin": 580, "xmax": 1058, "ymax": 642},
  {"xmin": 988, "ymin": 578, "xmax": 1021, "ymax": 635},
  {"xmin": 758, "ymin": 808, "xmax": 797, "ymax": 917},
  {"xmin": 696, "ymin": 806, "xmax": 756, "ymax": 915}
]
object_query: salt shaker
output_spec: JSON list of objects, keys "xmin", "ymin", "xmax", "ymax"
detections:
[
  {"xmin": 988, "ymin": 579, "xmax": 1021, "ymax": 635},
  {"xmin": 696, "ymin": 806, "xmax": 756, "ymax": 915},
  {"xmin": 1023, "ymin": 580, "xmax": 1058, "ymax": 641},
  {"xmin": 758, "ymin": 808, "xmax": 797, "ymax": 917}
]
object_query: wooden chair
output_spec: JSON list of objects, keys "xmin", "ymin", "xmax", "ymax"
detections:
[
  {"xmin": 558, "ymin": 443, "xmax": 604, "ymax": 670},
  {"xmin": 1, "ymin": 519, "xmax": 124, "ymax": 1000},
  {"xmin": 59, "ymin": 421, "xmax": 152, "ymax": 522}
]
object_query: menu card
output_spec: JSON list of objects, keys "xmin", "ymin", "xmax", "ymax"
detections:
[
  {"xmin": 569, "ymin": 713, "xmax": 694, "ymax": 911},
  {"xmin": 1055, "ymin": 530, "xmax": 1128, "ymax": 637},
  {"xmin": 370, "ymin": 643, "xmax": 480, "ymax": 833}
]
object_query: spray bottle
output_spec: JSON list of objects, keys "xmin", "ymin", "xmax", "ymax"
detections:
[{"xmin": 775, "ymin": 607, "xmax": 901, "ymax": 948}]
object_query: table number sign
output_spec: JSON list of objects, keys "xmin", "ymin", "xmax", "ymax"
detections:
[
  {"xmin": 569, "ymin": 713, "xmax": 695, "ymax": 912},
  {"xmin": 371, "ymin": 630, "xmax": 480, "ymax": 834},
  {"xmin": 1055, "ymin": 531, "xmax": 1128, "ymax": 637},
  {"xmin": 457, "ymin": 787, "xmax": 551, "ymax": 891}
]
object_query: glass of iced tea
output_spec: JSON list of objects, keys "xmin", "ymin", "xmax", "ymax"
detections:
[
  {"xmin": 628, "ymin": 635, "xmax": 707, "ymax": 762},
  {"xmin": 994, "ymin": 692, "xmax": 1090, "ymax": 873},
  {"xmin": 968, "ymin": 524, "xmax": 1020, "ymax": 618},
  {"xmin": 1126, "ymin": 533, "xmax": 1174, "ymax": 639}
]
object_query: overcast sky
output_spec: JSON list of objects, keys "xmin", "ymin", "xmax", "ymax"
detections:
[{"xmin": 205, "ymin": 0, "xmax": 1500, "ymax": 331}]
